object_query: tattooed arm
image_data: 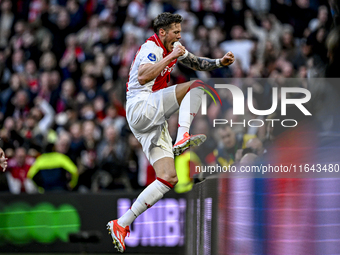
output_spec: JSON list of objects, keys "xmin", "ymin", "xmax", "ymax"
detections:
[{"xmin": 179, "ymin": 51, "xmax": 235, "ymax": 71}]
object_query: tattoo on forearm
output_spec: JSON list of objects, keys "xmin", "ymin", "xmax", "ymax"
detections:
[{"xmin": 179, "ymin": 52, "xmax": 219, "ymax": 71}]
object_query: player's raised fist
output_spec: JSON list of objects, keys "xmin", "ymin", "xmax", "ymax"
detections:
[
  {"xmin": 221, "ymin": 51, "xmax": 235, "ymax": 66},
  {"xmin": 171, "ymin": 43, "xmax": 186, "ymax": 59}
]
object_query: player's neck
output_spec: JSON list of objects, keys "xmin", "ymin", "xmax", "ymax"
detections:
[
  {"xmin": 151, "ymin": 33, "xmax": 168, "ymax": 53},
  {"xmin": 156, "ymin": 33, "xmax": 165, "ymax": 47}
]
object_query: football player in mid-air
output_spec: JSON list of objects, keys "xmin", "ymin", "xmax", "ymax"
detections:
[{"xmin": 107, "ymin": 12, "xmax": 235, "ymax": 253}]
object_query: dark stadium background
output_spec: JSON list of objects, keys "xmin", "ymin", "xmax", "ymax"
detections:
[{"xmin": 1, "ymin": 0, "xmax": 340, "ymax": 254}]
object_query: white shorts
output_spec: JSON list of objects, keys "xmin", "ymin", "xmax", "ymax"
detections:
[{"xmin": 126, "ymin": 85, "xmax": 179, "ymax": 165}]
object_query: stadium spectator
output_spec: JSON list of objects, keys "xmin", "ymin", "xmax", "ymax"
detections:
[
  {"xmin": 77, "ymin": 73, "xmax": 102, "ymax": 103},
  {"xmin": 14, "ymin": 100, "xmax": 53, "ymax": 154},
  {"xmin": 49, "ymin": 70, "xmax": 62, "ymax": 105},
  {"xmin": 29, "ymin": 97, "xmax": 55, "ymax": 138},
  {"xmin": 221, "ymin": 25, "xmax": 254, "ymax": 72},
  {"xmin": 0, "ymin": 146, "xmax": 8, "ymax": 192},
  {"xmin": 9, "ymin": 49, "xmax": 26, "ymax": 74},
  {"xmin": 60, "ymin": 54, "xmax": 82, "ymax": 83},
  {"xmin": 174, "ymin": 149, "xmax": 201, "ymax": 193},
  {"xmin": 101, "ymin": 104, "xmax": 126, "ymax": 133},
  {"xmin": 68, "ymin": 121, "xmax": 84, "ymax": 164},
  {"xmin": 8, "ymin": 20, "xmax": 28, "ymax": 51},
  {"xmin": 308, "ymin": 5, "xmax": 330, "ymax": 32},
  {"xmin": 66, "ymin": 0, "xmax": 87, "ymax": 31},
  {"xmin": 56, "ymin": 78, "xmax": 77, "ymax": 113},
  {"xmin": 0, "ymin": 73, "xmax": 22, "ymax": 122},
  {"xmin": 279, "ymin": 25, "xmax": 296, "ymax": 63},
  {"xmin": 93, "ymin": 24, "xmax": 120, "ymax": 55},
  {"xmin": 6, "ymin": 147, "xmax": 36, "ymax": 194},
  {"xmin": 325, "ymin": 26, "xmax": 340, "ymax": 78},
  {"xmin": 0, "ymin": 48, "xmax": 11, "ymax": 87},
  {"xmin": 83, "ymin": 0, "xmax": 106, "ymax": 17},
  {"xmin": 99, "ymin": 0, "xmax": 118, "ymax": 24},
  {"xmin": 126, "ymin": 0, "xmax": 147, "ymax": 28},
  {"xmin": 290, "ymin": 0, "xmax": 317, "ymax": 38},
  {"xmin": 191, "ymin": 116, "xmax": 217, "ymax": 165},
  {"xmin": 245, "ymin": 10, "xmax": 282, "ymax": 65},
  {"xmin": 59, "ymin": 33, "xmax": 85, "ymax": 70},
  {"xmin": 270, "ymin": 0, "xmax": 291, "ymax": 24},
  {"xmin": 28, "ymin": 0, "xmax": 46, "ymax": 23},
  {"xmin": 38, "ymin": 72, "xmax": 53, "ymax": 100},
  {"xmin": 22, "ymin": 60, "xmax": 39, "ymax": 94},
  {"xmin": 39, "ymin": 51, "xmax": 58, "ymax": 72},
  {"xmin": 0, "ymin": 146, "xmax": 8, "ymax": 172},
  {"xmin": 93, "ymin": 96, "xmax": 106, "ymax": 121},
  {"xmin": 21, "ymin": 29, "xmax": 42, "ymax": 66},
  {"xmin": 77, "ymin": 14, "xmax": 101, "ymax": 53},
  {"xmin": 245, "ymin": 137, "xmax": 266, "ymax": 156},
  {"xmin": 123, "ymin": 132, "xmax": 150, "ymax": 189},
  {"xmin": 224, "ymin": 0, "xmax": 249, "ymax": 35},
  {"xmin": 0, "ymin": 117, "xmax": 23, "ymax": 154},
  {"xmin": 92, "ymin": 53, "xmax": 113, "ymax": 85},
  {"xmin": 40, "ymin": 6, "xmax": 75, "ymax": 59},
  {"xmin": 214, "ymin": 126, "xmax": 256, "ymax": 166},
  {"xmin": 239, "ymin": 152, "xmax": 258, "ymax": 164},
  {"xmin": 96, "ymin": 125, "xmax": 128, "ymax": 189},
  {"xmin": 10, "ymin": 89, "xmax": 31, "ymax": 121},
  {"xmin": 0, "ymin": 0, "xmax": 15, "ymax": 48},
  {"xmin": 27, "ymin": 131, "xmax": 78, "ymax": 192},
  {"xmin": 76, "ymin": 120, "xmax": 98, "ymax": 190},
  {"xmin": 174, "ymin": 0, "xmax": 198, "ymax": 45}
]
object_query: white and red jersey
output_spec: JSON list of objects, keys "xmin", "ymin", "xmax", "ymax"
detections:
[{"xmin": 126, "ymin": 34, "xmax": 177, "ymax": 100}]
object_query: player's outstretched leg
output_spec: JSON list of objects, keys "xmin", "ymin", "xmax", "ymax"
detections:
[
  {"xmin": 173, "ymin": 81, "xmax": 206, "ymax": 156},
  {"xmin": 107, "ymin": 158, "xmax": 175, "ymax": 253}
]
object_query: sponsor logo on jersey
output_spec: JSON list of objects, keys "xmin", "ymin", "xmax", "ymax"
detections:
[
  {"xmin": 147, "ymin": 53, "xmax": 156, "ymax": 61},
  {"xmin": 161, "ymin": 65, "xmax": 175, "ymax": 76}
]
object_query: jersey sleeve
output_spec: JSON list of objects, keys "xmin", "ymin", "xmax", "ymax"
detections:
[{"xmin": 139, "ymin": 41, "xmax": 162, "ymax": 66}]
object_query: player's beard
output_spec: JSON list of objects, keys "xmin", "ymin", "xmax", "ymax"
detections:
[{"xmin": 163, "ymin": 35, "xmax": 173, "ymax": 52}]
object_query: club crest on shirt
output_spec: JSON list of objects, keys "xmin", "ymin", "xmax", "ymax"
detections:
[{"xmin": 148, "ymin": 53, "xmax": 156, "ymax": 61}]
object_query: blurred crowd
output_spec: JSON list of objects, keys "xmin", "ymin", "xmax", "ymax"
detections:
[{"xmin": 0, "ymin": 0, "xmax": 339, "ymax": 193}]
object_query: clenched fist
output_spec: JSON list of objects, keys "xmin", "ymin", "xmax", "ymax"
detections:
[
  {"xmin": 171, "ymin": 44, "xmax": 186, "ymax": 59},
  {"xmin": 221, "ymin": 51, "xmax": 235, "ymax": 66}
]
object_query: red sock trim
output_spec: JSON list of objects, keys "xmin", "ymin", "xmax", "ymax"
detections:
[
  {"xmin": 186, "ymin": 80, "xmax": 205, "ymax": 93},
  {"xmin": 156, "ymin": 177, "xmax": 174, "ymax": 189}
]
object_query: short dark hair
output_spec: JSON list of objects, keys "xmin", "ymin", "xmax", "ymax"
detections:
[{"xmin": 153, "ymin": 12, "xmax": 183, "ymax": 34}]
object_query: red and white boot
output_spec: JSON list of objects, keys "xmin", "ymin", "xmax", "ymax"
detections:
[
  {"xmin": 173, "ymin": 132, "xmax": 206, "ymax": 156},
  {"xmin": 106, "ymin": 220, "xmax": 130, "ymax": 253}
]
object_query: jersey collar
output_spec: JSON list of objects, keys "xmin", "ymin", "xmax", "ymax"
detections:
[{"xmin": 148, "ymin": 33, "xmax": 169, "ymax": 56}]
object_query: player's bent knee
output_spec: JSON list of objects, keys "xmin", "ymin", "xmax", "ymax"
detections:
[
  {"xmin": 158, "ymin": 174, "xmax": 178, "ymax": 187},
  {"xmin": 167, "ymin": 176, "xmax": 178, "ymax": 187}
]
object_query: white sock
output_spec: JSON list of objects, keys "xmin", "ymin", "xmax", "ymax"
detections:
[
  {"xmin": 176, "ymin": 126, "xmax": 189, "ymax": 143},
  {"xmin": 117, "ymin": 209, "xmax": 136, "ymax": 228},
  {"xmin": 175, "ymin": 87, "xmax": 204, "ymax": 144},
  {"xmin": 117, "ymin": 178, "xmax": 172, "ymax": 228}
]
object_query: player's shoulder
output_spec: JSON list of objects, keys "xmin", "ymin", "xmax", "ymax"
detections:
[{"xmin": 140, "ymin": 41, "xmax": 163, "ymax": 57}]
